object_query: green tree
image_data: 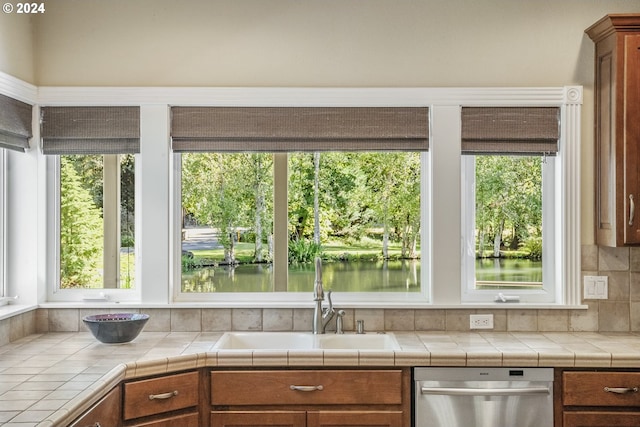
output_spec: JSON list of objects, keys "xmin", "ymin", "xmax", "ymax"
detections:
[
  {"xmin": 60, "ymin": 157, "xmax": 104, "ymax": 288},
  {"xmin": 359, "ymin": 152, "xmax": 420, "ymax": 259},
  {"xmin": 182, "ymin": 153, "xmax": 272, "ymax": 264},
  {"xmin": 475, "ymin": 156, "xmax": 542, "ymax": 258}
]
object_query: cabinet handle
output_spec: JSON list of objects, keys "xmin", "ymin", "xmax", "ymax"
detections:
[
  {"xmin": 290, "ymin": 385, "xmax": 324, "ymax": 392},
  {"xmin": 148, "ymin": 390, "xmax": 179, "ymax": 400},
  {"xmin": 604, "ymin": 386, "xmax": 639, "ymax": 394},
  {"xmin": 630, "ymin": 194, "xmax": 635, "ymax": 226}
]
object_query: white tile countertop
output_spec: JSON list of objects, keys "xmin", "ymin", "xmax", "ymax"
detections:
[{"xmin": 2, "ymin": 331, "xmax": 640, "ymax": 426}]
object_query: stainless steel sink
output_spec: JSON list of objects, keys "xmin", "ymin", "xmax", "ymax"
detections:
[{"xmin": 213, "ymin": 332, "xmax": 400, "ymax": 350}]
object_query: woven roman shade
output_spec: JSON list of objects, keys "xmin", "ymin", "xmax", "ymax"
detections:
[
  {"xmin": 0, "ymin": 94, "xmax": 33, "ymax": 152},
  {"xmin": 171, "ymin": 107, "xmax": 429, "ymax": 152},
  {"xmin": 461, "ymin": 107, "xmax": 560, "ymax": 155},
  {"xmin": 41, "ymin": 106, "xmax": 140, "ymax": 155}
]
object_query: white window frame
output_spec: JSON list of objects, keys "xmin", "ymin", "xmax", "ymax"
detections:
[
  {"xmin": 46, "ymin": 154, "xmax": 140, "ymax": 302},
  {"xmin": 0, "ymin": 149, "xmax": 5, "ymax": 299},
  {"xmin": 461, "ymin": 155, "xmax": 557, "ymax": 303},
  {"xmin": 36, "ymin": 86, "xmax": 582, "ymax": 307}
]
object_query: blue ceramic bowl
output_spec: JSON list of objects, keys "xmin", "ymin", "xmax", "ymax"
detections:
[{"xmin": 83, "ymin": 313, "xmax": 150, "ymax": 344}]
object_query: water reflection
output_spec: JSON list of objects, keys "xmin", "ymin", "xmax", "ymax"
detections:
[
  {"xmin": 181, "ymin": 258, "xmax": 543, "ymax": 293},
  {"xmin": 475, "ymin": 258, "xmax": 542, "ymax": 283},
  {"xmin": 182, "ymin": 260, "xmax": 421, "ymax": 293}
]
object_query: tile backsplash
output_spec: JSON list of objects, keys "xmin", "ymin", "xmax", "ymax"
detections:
[{"xmin": 1, "ymin": 245, "xmax": 639, "ymax": 345}]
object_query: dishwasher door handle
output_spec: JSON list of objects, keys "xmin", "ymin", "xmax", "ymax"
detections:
[{"xmin": 420, "ymin": 386, "xmax": 550, "ymax": 396}]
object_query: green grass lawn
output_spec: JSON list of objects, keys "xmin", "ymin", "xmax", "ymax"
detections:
[{"xmin": 188, "ymin": 238, "xmax": 420, "ymax": 264}]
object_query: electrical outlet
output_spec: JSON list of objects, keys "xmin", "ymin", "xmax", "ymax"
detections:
[{"xmin": 470, "ymin": 314, "xmax": 494, "ymax": 329}]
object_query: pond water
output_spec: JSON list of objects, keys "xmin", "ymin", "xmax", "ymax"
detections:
[
  {"xmin": 181, "ymin": 258, "xmax": 542, "ymax": 293},
  {"xmin": 181, "ymin": 260, "xmax": 421, "ymax": 293},
  {"xmin": 475, "ymin": 258, "xmax": 542, "ymax": 283}
]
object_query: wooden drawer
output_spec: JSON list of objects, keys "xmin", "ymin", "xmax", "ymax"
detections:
[
  {"xmin": 211, "ymin": 370, "xmax": 402, "ymax": 406},
  {"xmin": 563, "ymin": 372, "xmax": 640, "ymax": 407},
  {"xmin": 129, "ymin": 412, "xmax": 200, "ymax": 427},
  {"xmin": 211, "ymin": 411, "xmax": 306, "ymax": 427},
  {"xmin": 123, "ymin": 371, "xmax": 199, "ymax": 420},
  {"xmin": 563, "ymin": 411, "xmax": 640, "ymax": 426}
]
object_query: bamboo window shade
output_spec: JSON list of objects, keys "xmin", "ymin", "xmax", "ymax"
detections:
[
  {"xmin": 0, "ymin": 94, "xmax": 33, "ymax": 152},
  {"xmin": 171, "ymin": 107, "xmax": 429, "ymax": 152},
  {"xmin": 461, "ymin": 107, "xmax": 560, "ymax": 155},
  {"xmin": 41, "ymin": 106, "xmax": 140, "ymax": 155}
]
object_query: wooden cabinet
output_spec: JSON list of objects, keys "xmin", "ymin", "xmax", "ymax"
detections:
[
  {"xmin": 306, "ymin": 411, "xmax": 404, "ymax": 426},
  {"xmin": 586, "ymin": 14, "xmax": 640, "ymax": 246},
  {"xmin": 559, "ymin": 370, "xmax": 640, "ymax": 427},
  {"xmin": 70, "ymin": 386, "xmax": 121, "ymax": 427},
  {"xmin": 210, "ymin": 369, "xmax": 411, "ymax": 427},
  {"xmin": 564, "ymin": 412, "xmax": 640, "ymax": 427},
  {"xmin": 210, "ymin": 411, "xmax": 306, "ymax": 427},
  {"xmin": 123, "ymin": 371, "xmax": 201, "ymax": 427}
]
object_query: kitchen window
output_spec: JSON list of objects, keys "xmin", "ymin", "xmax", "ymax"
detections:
[
  {"xmin": 43, "ymin": 107, "xmax": 140, "ymax": 301},
  {"xmin": 0, "ymin": 93, "xmax": 32, "ymax": 302},
  {"xmin": 172, "ymin": 106, "xmax": 429, "ymax": 302},
  {"xmin": 460, "ymin": 107, "xmax": 560, "ymax": 303},
  {"xmin": 36, "ymin": 86, "xmax": 581, "ymax": 306}
]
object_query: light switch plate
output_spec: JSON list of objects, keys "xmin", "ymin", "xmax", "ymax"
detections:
[{"xmin": 583, "ymin": 275, "xmax": 608, "ymax": 300}]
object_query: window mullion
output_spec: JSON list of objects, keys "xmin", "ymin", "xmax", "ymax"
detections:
[{"xmin": 103, "ymin": 154, "xmax": 120, "ymax": 289}]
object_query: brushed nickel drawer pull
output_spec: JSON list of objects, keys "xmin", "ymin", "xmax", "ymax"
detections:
[
  {"xmin": 290, "ymin": 385, "xmax": 324, "ymax": 392},
  {"xmin": 630, "ymin": 194, "xmax": 635, "ymax": 226},
  {"xmin": 604, "ymin": 386, "xmax": 639, "ymax": 394},
  {"xmin": 149, "ymin": 390, "xmax": 179, "ymax": 400}
]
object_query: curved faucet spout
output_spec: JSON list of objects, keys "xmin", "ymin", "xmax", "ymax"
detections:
[
  {"xmin": 312, "ymin": 257, "xmax": 336, "ymax": 334},
  {"xmin": 313, "ymin": 257, "xmax": 324, "ymax": 302}
]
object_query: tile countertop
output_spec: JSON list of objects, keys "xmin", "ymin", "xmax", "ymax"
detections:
[{"xmin": 2, "ymin": 331, "xmax": 640, "ymax": 426}]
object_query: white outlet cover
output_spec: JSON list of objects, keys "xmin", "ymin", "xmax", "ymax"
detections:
[{"xmin": 470, "ymin": 314, "xmax": 494, "ymax": 329}]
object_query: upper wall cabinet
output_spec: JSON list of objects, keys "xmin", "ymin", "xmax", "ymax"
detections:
[{"xmin": 587, "ymin": 14, "xmax": 640, "ymax": 247}]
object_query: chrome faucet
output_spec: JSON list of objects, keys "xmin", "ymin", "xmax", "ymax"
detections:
[{"xmin": 312, "ymin": 257, "xmax": 336, "ymax": 334}]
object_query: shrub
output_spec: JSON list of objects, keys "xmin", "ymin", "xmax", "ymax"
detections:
[
  {"xmin": 288, "ymin": 238, "xmax": 323, "ymax": 264},
  {"xmin": 521, "ymin": 236, "xmax": 543, "ymax": 259}
]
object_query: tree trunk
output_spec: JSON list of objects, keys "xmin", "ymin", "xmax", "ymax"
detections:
[
  {"xmin": 382, "ymin": 202, "xmax": 390, "ymax": 259},
  {"xmin": 493, "ymin": 219, "xmax": 504, "ymax": 258},
  {"xmin": 254, "ymin": 191, "xmax": 263, "ymax": 262},
  {"xmin": 254, "ymin": 156, "xmax": 263, "ymax": 263},
  {"xmin": 226, "ymin": 229, "xmax": 236, "ymax": 264},
  {"xmin": 313, "ymin": 152, "xmax": 320, "ymax": 245},
  {"xmin": 410, "ymin": 231, "xmax": 418, "ymax": 259},
  {"xmin": 478, "ymin": 231, "xmax": 485, "ymax": 258}
]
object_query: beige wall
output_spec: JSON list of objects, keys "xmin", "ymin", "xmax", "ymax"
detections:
[
  {"xmin": 0, "ymin": 12, "xmax": 34, "ymax": 82},
  {"xmin": 28, "ymin": 0, "xmax": 637, "ymax": 88}
]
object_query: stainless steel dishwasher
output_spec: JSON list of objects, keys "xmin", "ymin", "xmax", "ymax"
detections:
[{"xmin": 414, "ymin": 367, "xmax": 553, "ymax": 427}]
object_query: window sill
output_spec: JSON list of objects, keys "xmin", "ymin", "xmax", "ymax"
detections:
[
  {"xmin": 37, "ymin": 301, "xmax": 589, "ymax": 310},
  {"xmin": 0, "ymin": 304, "xmax": 38, "ymax": 321}
]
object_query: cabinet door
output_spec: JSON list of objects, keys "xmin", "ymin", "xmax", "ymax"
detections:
[
  {"xmin": 307, "ymin": 411, "xmax": 404, "ymax": 427},
  {"xmin": 129, "ymin": 412, "xmax": 199, "ymax": 427},
  {"xmin": 211, "ymin": 411, "xmax": 306, "ymax": 427},
  {"xmin": 624, "ymin": 33, "xmax": 640, "ymax": 244},
  {"xmin": 564, "ymin": 411, "xmax": 640, "ymax": 427},
  {"xmin": 70, "ymin": 386, "xmax": 121, "ymax": 427}
]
